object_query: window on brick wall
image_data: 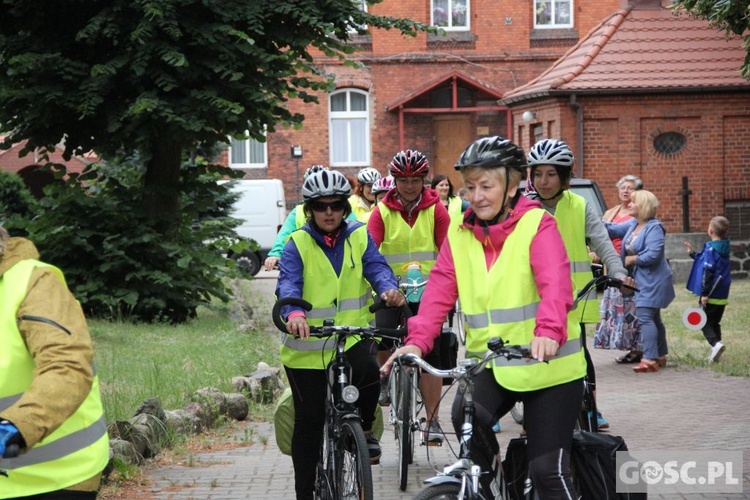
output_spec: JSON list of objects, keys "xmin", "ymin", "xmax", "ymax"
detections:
[
  {"xmin": 432, "ymin": 0, "xmax": 469, "ymax": 30},
  {"xmin": 726, "ymin": 201, "xmax": 750, "ymax": 239},
  {"xmin": 534, "ymin": 0, "xmax": 572, "ymax": 28},
  {"xmin": 229, "ymin": 131, "xmax": 267, "ymax": 169},
  {"xmin": 348, "ymin": 0, "xmax": 367, "ymax": 33},
  {"xmin": 329, "ymin": 89, "xmax": 370, "ymax": 167}
]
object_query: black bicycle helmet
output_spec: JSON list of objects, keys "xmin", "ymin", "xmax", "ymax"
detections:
[
  {"xmin": 302, "ymin": 169, "xmax": 352, "ymax": 202},
  {"xmin": 454, "ymin": 136, "xmax": 527, "ymax": 176}
]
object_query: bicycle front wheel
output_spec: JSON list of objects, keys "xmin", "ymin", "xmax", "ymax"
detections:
[
  {"xmin": 334, "ymin": 418, "xmax": 374, "ymax": 500},
  {"xmin": 394, "ymin": 365, "xmax": 413, "ymax": 491},
  {"xmin": 413, "ymin": 482, "xmax": 472, "ymax": 500}
]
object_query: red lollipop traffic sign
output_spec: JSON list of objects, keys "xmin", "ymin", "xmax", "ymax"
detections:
[{"xmin": 682, "ymin": 307, "xmax": 707, "ymax": 330}]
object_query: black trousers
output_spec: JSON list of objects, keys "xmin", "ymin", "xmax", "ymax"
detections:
[
  {"xmin": 451, "ymin": 372, "xmax": 583, "ymax": 499},
  {"xmin": 284, "ymin": 339, "xmax": 379, "ymax": 500},
  {"xmin": 702, "ymin": 303, "xmax": 726, "ymax": 346}
]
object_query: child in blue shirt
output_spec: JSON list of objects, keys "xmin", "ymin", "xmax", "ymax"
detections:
[{"xmin": 684, "ymin": 216, "xmax": 732, "ymax": 362}]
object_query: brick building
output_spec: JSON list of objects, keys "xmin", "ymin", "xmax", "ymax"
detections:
[
  {"xmin": 223, "ymin": 0, "xmax": 623, "ymax": 205},
  {"xmin": 501, "ymin": 1, "xmax": 750, "ymax": 236}
]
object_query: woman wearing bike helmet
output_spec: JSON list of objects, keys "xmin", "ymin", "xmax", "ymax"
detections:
[
  {"xmin": 264, "ymin": 165, "xmax": 357, "ymax": 271},
  {"xmin": 527, "ymin": 138, "xmax": 632, "ymax": 429},
  {"xmin": 383, "ymin": 136, "xmax": 586, "ymax": 499},
  {"xmin": 349, "ymin": 167, "xmax": 382, "ymax": 222},
  {"xmin": 367, "ymin": 149, "xmax": 451, "ymax": 443},
  {"xmin": 276, "ymin": 168, "xmax": 404, "ymax": 499},
  {"xmin": 371, "ymin": 175, "xmax": 394, "ymax": 205}
]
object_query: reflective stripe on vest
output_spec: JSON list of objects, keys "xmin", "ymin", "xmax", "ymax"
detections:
[
  {"xmin": 378, "ymin": 202, "xmax": 438, "ymax": 279},
  {"xmin": 280, "ymin": 226, "xmax": 373, "ymax": 369},
  {"xmin": 551, "ymin": 191, "xmax": 599, "ymax": 324},
  {"xmin": 450, "ymin": 208, "xmax": 586, "ymax": 392},
  {"xmin": 0, "ymin": 259, "xmax": 109, "ymax": 498}
]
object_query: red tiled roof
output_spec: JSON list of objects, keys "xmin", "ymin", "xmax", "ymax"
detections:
[{"xmin": 502, "ymin": 7, "xmax": 750, "ymax": 104}]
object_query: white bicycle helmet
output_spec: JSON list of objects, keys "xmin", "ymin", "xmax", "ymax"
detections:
[
  {"xmin": 303, "ymin": 164, "xmax": 328, "ymax": 181},
  {"xmin": 527, "ymin": 139, "xmax": 574, "ymax": 169},
  {"xmin": 357, "ymin": 167, "xmax": 381, "ymax": 185},
  {"xmin": 302, "ymin": 169, "xmax": 352, "ymax": 202}
]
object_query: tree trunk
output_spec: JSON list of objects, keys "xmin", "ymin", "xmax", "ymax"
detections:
[{"xmin": 143, "ymin": 137, "xmax": 184, "ymax": 236}]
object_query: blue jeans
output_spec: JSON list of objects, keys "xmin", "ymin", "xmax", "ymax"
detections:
[{"xmin": 636, "ymin": 306, "xmax": 668, "ymax": 360}]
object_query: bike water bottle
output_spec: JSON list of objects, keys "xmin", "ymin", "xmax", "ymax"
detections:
[{"xmin": 405, "ymin": 262, "xmax": 425, "ymax": 303}]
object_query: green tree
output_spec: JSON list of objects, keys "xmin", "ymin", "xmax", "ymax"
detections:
[
  {"xmin": 0, "ymin": 1, "xmax": 423, "ymax": 234},
  {"xmin": 672, "ymin": 0, "xmax": 750, "ymax": 79}
]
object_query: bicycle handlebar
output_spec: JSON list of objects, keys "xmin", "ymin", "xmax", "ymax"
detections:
[
  {"xmin": 396, "ymin": 338, "xmax": 532, "ymax": 379},
  {"xmin": 272, "ymin": 297, "xmax": 406, "ymax": 341},
  {"xmin": 576, "ymin": 274, "xmax": 639, "ymax": 304}
]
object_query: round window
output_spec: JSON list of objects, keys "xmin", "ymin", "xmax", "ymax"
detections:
[{"xmin": 653, "ymin": 132, "xmax": 687, "ymax": 155}]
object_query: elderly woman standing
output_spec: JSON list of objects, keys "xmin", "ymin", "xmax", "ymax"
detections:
[
  {"xmin": 595, "ymin": 175, "xmax": 643, "ymax": 361},
  {"xmin": 605, "ymin": 189, "xmax": 675, "ymax": 372}
]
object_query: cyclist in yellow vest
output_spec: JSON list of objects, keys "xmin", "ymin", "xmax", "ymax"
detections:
[
  {"xmin": 526, "ymin": 138, "xmax": 631, "ymax": 430},
  {"xmin": 367, "ymin": 149, "xmax": 452, "ymax": 444},
  {"xmin": 349, "ymin": 167, "xmax": 381, "ymax": 223},
  {"xmin": 264, "ymin": 165, "xmax": 356, "ymax": 271},
  {"xmin": 0, "ymin": 230, "xmax": 109, "ymax": 499},
  {"xmin": 275, "ymin": 169, "xmax": 404, "ymax": 500},
  {"xmin": 382, "ymin": 136, "xmax": 587, "ymax": 499},
  {"xmin": 431, "ymin": 174, "xmax": 469, "ymax": 225}
]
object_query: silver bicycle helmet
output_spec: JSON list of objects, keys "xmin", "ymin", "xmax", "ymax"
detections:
[
  {"xmin": 302, "ymin": 169, "xmax": 352, "ymax": 202},
  {"xmin": 527, "ymin": 139, "xmax": 574, "ymax": 169},
  {"xmin": 357, "ymin": 167, "xmax": 381, "ymax": 185},
  {"xmin": 303, "ymin": 164, "xmax": 328, "ymax": 181}
]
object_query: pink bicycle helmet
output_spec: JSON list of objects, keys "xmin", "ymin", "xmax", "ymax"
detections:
[
  {"xmin": 388, "ymin": 150, "xmax": 430, "ymax": 177},
  {"xmin": 371, "ymin": 176, "xmax": 395, "ymax": 195}
]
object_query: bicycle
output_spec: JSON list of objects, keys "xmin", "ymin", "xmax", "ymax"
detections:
[
  {"xmin": 395, "ymin": 338, "xmax": 533, "ymax": 500},
  {"xmin": 272, "ymin": 297, "xmax": 406, "ymax": 500}
]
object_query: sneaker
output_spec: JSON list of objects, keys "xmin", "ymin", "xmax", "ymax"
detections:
[
  {"xmin": 423, "ymin": 419, "xmax": 444, "ymax": 445},
  {"xmin": 492, "ymin": 421, "xmax": 502, "ymax": 433},
  {"xmin": 378, "ymin": 377, "xmax": 391, "ymax": 406},
  {"xmin": 587, "ymin": 410, "xmax": 609, "ymax": 430},
  {"xmin": 365, "ymin": 434, "xmax": 381, "ymax": 464},
  {"xmin": 709, "ymin": 342, "xmax": 726, "ymax": 363}
]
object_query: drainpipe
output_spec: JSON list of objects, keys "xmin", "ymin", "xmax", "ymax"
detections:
[{"xmin": 569, "ymin": 94, "xmax": 584, "ymax": 178}]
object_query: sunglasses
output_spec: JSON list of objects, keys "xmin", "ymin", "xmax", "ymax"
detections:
[{"xmin": 310, "ymin": 199, "xmax": 348, "ymax": 212}]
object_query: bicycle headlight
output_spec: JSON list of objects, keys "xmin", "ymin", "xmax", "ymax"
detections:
[{"xmin": 342, "ymin": 385, "xmax": 359, "ymax": 404}]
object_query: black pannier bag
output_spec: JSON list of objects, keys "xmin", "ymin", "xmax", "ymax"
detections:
[{"xmin": 571, "ymin": 430, "xmax": 647, "ymax": 500}]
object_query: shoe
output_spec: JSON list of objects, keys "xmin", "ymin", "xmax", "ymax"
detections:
[
  {"xmin": 709, "ymin": 342, "xmax": 726, "ymax": 363},
  {"xmin": 423, "ymin": 419, "xmax": 444, "ymax": 445},
  {"xmin": 615, "ymin": 351, "xmax": 642, "ymax": 364},
  {"xmin": 633, "ymin": 360, "xmax": 659, "ymax": 373},
  {"xmin": 365, "ymin": 434, "xmax": 381, "ymax": 464},
  {"xmin": 492, "ymin": 421, "xmax": 501, "ymax": 433},
  {"xmin": 595, "ymin": 411, "xmax": 610, "ymax": 430},
  {"xmin": 378, "ymin": 377, "xmax": 391, "ymax": 406},
  {"xmin": 658, "ymin": 356, "xmax": 668, "ymax": 368}
]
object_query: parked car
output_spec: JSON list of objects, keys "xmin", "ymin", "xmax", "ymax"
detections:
[{"xmin": 220, "ymin": 179, "xmax": 286, "ymax": 276}]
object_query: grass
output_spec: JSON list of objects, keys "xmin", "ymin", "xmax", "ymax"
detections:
[
  {"xmin": 91, "ymin": 279, "xmax": 281, "ymax": 424},
  {"xmin": 649, "ymin": 277, "xmax": 749, "ymax": 377}
]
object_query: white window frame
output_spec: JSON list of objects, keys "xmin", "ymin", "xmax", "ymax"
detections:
[
  {"xmin": 534, "ymin": 0, "xmax": 573, "ymax": 29},
  {"xmin": 329, "ymin": 89, "xmax": 371, "ymax": 167},
  {"xmin": 348, "ymin": 0, "xmax": 368, "ymax": 33},
  {"xmin": 228, "ymin": 131, "xmax": 267, "ymax": 169},
  {"xmin": 431, "ymin": 0, "xmax": 470, "ymax": 31}
]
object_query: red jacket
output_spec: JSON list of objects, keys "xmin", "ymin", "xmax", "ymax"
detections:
[
  {"xmin": 405, "ymin": 195, "xmax": 574, "ymax": 356},
  {"xmin": 367, "ymin": 188, "xmax": 450, "ymax": 249}
]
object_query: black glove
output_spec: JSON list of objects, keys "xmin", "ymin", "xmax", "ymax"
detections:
[{"xmin": 0, "ymin": 420, "xmax": 24, "ymax": 458}]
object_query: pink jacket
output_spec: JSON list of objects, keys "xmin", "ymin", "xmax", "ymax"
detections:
[{"xmin": 405, "ymin": 195, "xmax": 574, "ymax": 355}]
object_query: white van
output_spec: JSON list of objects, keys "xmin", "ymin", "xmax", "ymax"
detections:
[{"xmin": 220, "ymin": 179, "xmax": 286, "ymax": 276}]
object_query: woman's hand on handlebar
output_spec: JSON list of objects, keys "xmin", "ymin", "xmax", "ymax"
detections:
[
  {"xmin": 380, "ymin": 344, "xmax": 423, "ymax": 378},
  {"xmin": 530, "ymin": 336, "xmax": 560, "ymax": 362},
  {"xmin": 264, "ymin": 256, "xmax": 280, "ymax": 272},
  {"xmin": 616, "ymin": 274, "xmax": 637, "ymax": 295},
  {"xmin": 286, "ymin": 315, "xmax": 311, "ymax": 339},
  {"xmin": 381, "ymin": 288, "xmax": 406, "ymax": 308}
]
